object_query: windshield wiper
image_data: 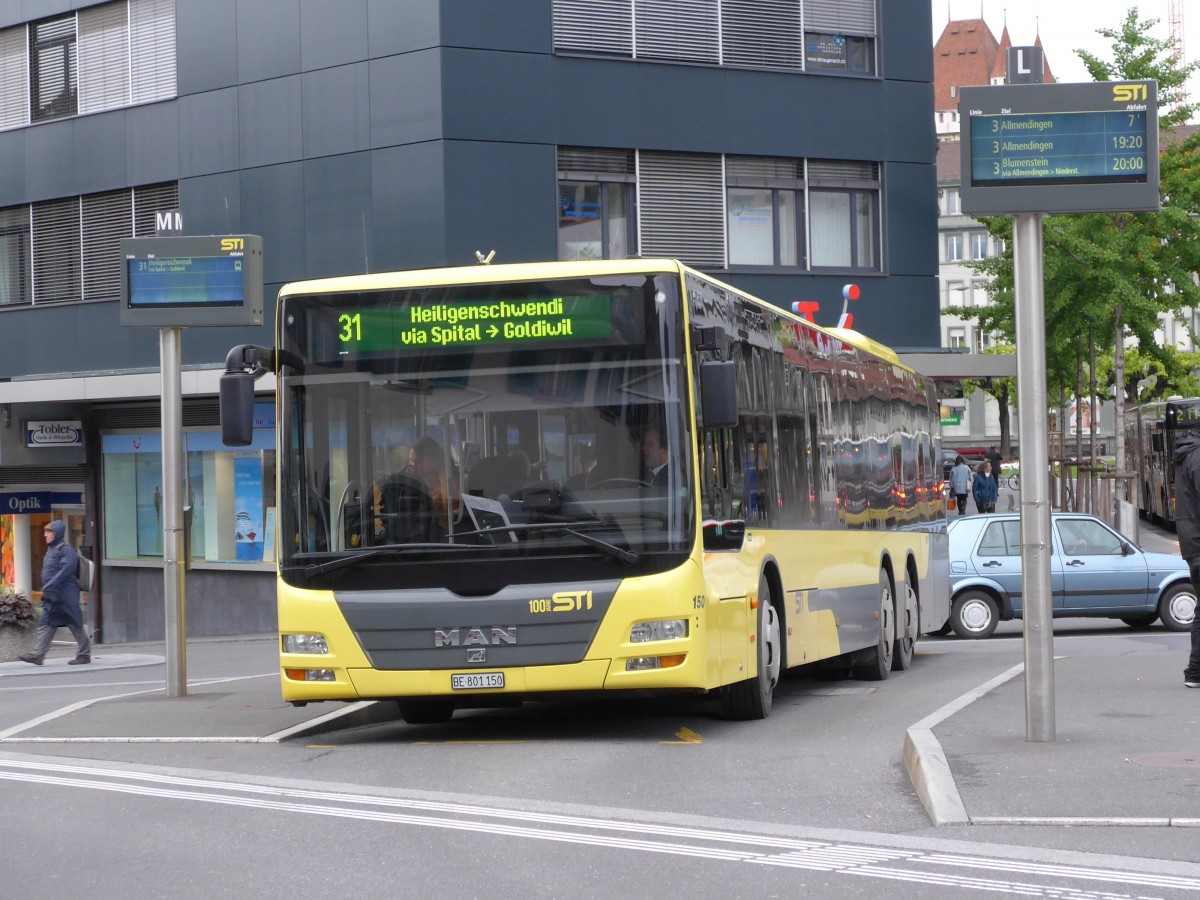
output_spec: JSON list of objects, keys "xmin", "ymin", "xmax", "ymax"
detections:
[
  {"xmin": 454, "ymin": 521, "xmax": 641, "ymax": 565},
  {"xmin": 302, "ymin": 544, "xmax": 456, "ymax": 577}
]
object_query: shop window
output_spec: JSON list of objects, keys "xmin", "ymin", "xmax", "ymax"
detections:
[{"xmin": 102, "ymin": 424, "xmax": 277, "ymax": 564}]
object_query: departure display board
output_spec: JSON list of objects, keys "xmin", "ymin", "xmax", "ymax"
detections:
[
  {"xmin": 335, "ymin": 294, "xmax": 617, "ymax": 354},
  {"xmin": 960, "ymin": 81, "xmax": 1159, "ymax": 215},
  {"xmin": 120, "ymin": 235, "xmax": 263, "ymax": 327}
]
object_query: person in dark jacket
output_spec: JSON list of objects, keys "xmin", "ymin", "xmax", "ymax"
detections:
[
  {"xmin": 19, "ymin": 520, "xmax": 91, "ymax": 666},
  {"xmin": 972, "ymin": 460, "xmax": 999, "ymax": 514},
  {"xmin": 1171, "ymin": 430, "xmax": 1200, "ymax": 688},
  {"xmin": 985, "ymin": 445, "xmax": 1003, "ymax": 473}
]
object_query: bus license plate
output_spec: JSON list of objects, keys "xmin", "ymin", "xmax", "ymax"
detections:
[{"xmin": 451, "ymin": 672, "xmax": 504, "ymax": 690}]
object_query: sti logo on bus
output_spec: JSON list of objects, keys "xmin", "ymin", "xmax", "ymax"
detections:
[
  {"xmin": 434, "ymin": 626, "xmax": 517, "ymax": 648},
  {"xmin": 220, "ymin": 237, "xmax": 245, "ymax": 251},
  {"xmin": 1112, "ymin": 83, "xmax": 1147, "ymax": 103}
]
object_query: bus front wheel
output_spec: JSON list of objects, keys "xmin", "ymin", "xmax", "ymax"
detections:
[{"xmin": 722, "ymin": 573, "xmax": 780, "ymax": 720}]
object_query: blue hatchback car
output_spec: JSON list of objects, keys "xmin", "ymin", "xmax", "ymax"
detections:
[{"xmin": 945, "ymin": 513, "xmax": 1196, "ymax": 638}]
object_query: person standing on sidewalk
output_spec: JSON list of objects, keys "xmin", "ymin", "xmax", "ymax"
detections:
[
  {"xmin": 1170, "ymin": 430, "xmax": 1200, "ymax": 688},
  {"xmin": 949, "ymin": 455, "xmax": 973, "ymax": 516},
  {"xmin": 985, "ymin": 445, "xmax": 1002, "ymax": 473},
  {"xmin": 972, "ymin": 460, "xmax": 998, "ymax": 514},
  {"xmin": 19, "ymin": 520, "xmax": 90, "ymax": 666}
]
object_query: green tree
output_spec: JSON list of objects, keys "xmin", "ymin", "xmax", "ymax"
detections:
[{"xmin": 947, "ymin": 9, "xmax": 1200, "ymax": 467}]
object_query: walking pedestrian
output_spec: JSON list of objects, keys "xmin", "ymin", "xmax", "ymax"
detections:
[
  {"xmin": 1170, "ymin": 429, "xmax": 1200, "ymax": 688},
  {"xmin": 19, "ymin": 520, "xmax": 91, "ymax": 666},
  {"xmin": 972, "ymin": 460, "xmax": 999, "ymax": 514},
  {"xmin": 949, "ymin": 454, "xmax": 973, "ymax": 516},
  {"xmin": 985, "ymin": 445, "xmax": 1002, "ymax": 473}
]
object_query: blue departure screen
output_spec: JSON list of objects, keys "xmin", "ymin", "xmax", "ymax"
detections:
[{"xmin": 127, "ymin": 256, "xmax": 245, "ymax": 306}]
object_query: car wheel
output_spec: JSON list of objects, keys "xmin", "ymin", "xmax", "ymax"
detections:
[
  {"xmin": 722, "ymin": 573, "xmax": 780, "ymax": 719},
  {"xmin": 950, "ymin": 590, "xmax": 999, "ymax": 639},
  {"xmin": 1158, "ymin": 582, "xmax": 1197, "ymax": 632},
  {"xmin": 1119, "ymin": 613, "xmax": 1158, "ymax": 628},
  {"xmin": 855, "ymin": 569, "xmax": 895, "ymax": 680},
  {"xmin": 892, "ymin": 580, "xmax": 918, "ymax": 671}
]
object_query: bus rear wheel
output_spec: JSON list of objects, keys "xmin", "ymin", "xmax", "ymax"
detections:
[
  {"xmin": 892, "ymin": 580, "xmax": 918, "ymax": 671},
  {"xmin": 722, "ymin": 574, "xmax": 780, "ymax": 720},
  {"xmin": 855, "ymin": 569, "xmax": 895, "ymax": 681}
]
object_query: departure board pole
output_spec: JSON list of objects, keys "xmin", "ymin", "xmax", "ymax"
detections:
[{"xmin": 161, "ymin": 326, "xmax": 187, "ymax": 697}]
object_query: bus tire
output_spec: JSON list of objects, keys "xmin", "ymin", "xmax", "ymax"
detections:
[
  {"xmin": 722, "ymin": 573, "xmax": 780, "ymax": 720},
  {"xmin": 855, "ymin": 569, "xmax": 895, "ymax": 681},
  {"xmin": 892, "ymin": 579, "xmax": 918, "ymax": 671},
  {"xmin": 1158, "ymin": 582, "xmax": 1197, "ymax": 632},
  {"xmin": 397, "ymin": 699, "xmax": 456, "ymax": 725}
]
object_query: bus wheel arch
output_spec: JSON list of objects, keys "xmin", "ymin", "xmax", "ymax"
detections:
[
  {"xmin": 891, "ymin": 556, "xmax": 919, "ymax": 672},
  {"xmin": 721, "ymin": 567, "xmax": 781, "ymax": 720},
  {"xmin": 855, "ymin": 559, "xmax": 895, "ymax": 681}
]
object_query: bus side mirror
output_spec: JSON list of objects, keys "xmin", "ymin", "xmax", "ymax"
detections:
[
  {"xmin": 699, "ymin": 360, "xmax": 738, "ymax": 429},
  {"xmin": 219, "ymin": 370, "xmax": 256, "ymax": 446}
]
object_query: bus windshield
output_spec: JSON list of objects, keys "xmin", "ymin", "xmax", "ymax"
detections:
[{"xmin": 277, "ymin": 272, "xmax": 693, "ymax": 591}]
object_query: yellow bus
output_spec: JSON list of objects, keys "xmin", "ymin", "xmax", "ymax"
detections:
[{"xmin": 220, "ymin": 259, "xmax": 948, "ymax": 722}]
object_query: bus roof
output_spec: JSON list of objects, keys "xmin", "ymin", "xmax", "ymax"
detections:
[{"xmin": 277, "ymin": 257, "xmax": 906, "ymax": 370}]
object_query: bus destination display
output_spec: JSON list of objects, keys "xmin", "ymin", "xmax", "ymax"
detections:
[
  {"xmin": 970, "ymin": 108, "xmax": 1148, "ymax": 186},
  {"xmin": 128, "ymin": 256, "xmax": 245, "ymax": 306},
  {"xmin": 336, "ymin": 295, "xmax": 617, "ymax": 354},
  {"xmin": 959, "ymin": 81, "xmax": 1159, "ymax": 216}
]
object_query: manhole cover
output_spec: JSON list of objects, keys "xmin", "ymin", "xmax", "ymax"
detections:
[{"xmin": 1130, "ymin": 753, "xmax": 1200, "ymax": 769}]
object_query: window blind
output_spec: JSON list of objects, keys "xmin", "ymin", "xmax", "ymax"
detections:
[
  {"xmin": 130, "ymin": 0, "xmax": 176, "ymax": 103},
  {"xmin": 637, "ymin": 151, "xmax": 725, "ymax": 268},
  {"xmin": 552, "ymin": 0, "xmax": 632, "ymax": 56},
  {"xmin": 82, "ymin": 189, "xmax": 132, "ymax": 299},
  {"xmin": 78, "ymin": 2, "xmax": 129, "ymax": 114},
  {"xmin": 32, "ymin": 197, "xmax": 81, "ymax": 303},
  {"xmin": 0, "ymin": 27, "xmax": 28, "ymax": 129}
]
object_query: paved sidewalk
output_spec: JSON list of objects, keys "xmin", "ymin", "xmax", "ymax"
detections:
[{"xmin": 906, "ymin": 518, "xmax": 1199, "ymax": 827}]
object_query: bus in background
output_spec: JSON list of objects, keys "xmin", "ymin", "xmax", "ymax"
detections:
[
  {"xmin": 220, "ymin": 259, "xmax": 949, "ymax": 723},
  {"xmin": 1126, "ymin": 398, "xmax": 1200, "ymax": 527}
]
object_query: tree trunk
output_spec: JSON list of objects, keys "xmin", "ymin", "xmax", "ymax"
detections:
[{"xmin": 1114, "ymin": 307, "xmax": 1126, "ymax": 483}]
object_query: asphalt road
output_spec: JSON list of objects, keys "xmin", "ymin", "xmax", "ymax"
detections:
[{"xmin": 0, "ymin": 514, "xmax": 1197, "ymax": 898}]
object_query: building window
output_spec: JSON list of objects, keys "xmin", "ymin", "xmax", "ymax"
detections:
[
  {"xmin": 945, "ymin": 234, "xmax": 963, "ymax": 262},
  {"xmin": 30, "ymin": 15, "xmax": 77, "ymax": 122},
  {"xmin": 944, "ymin": 189, "xmax": 960, "ymax": 215},
  {"xmin": 102, "ymin": 422, "xmax": 277, "ymax": 565},
  {"xmin": 803, "ymin": 32, "xmax": 875, "ymax": 74},
  {"xmin": 726, "ymin": 157, "xmax": 805, "ymax": 267},
  {"xmin": 947, "ymin": 327, "xmax": 966, "ymax": 349},
  {"xmin": 974, "ymin": 330, "xmax": 995, "ymax": 353},
  {"xmin": 557, "ymin": 148, "xmax": 636, "ymax": 261},
  {"xmin": 969, "ymin": 230, "xmax": 989, "ymax": 260},
  {"xmin": 0, "ymin": 206, "xmax": 30, "ymax": 306},
  {"xmin": 808, "ymin": 160, "xmax": 879, "ymax": 270}
]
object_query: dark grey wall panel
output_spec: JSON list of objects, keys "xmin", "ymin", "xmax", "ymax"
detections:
[
  {"xmin": 74, "ymin": 110, "xmax": 128, "ymax": 195},
  {"xmin": 25, "ymin": 119, "xmax": 75, "ymax": 199},
  {"xmin": 237, "ymin": 0, "xmax": 301, "ymax": 84},
  {"xmin": 0, "ymin": 300, "xmax": 153, "ymax": 375},
  {"xmin": 241, "ymin": 162, "xmax": 306, "ymax": 284},
  {"xmin": 238, "ymin": 75, "xmax": 304, "ymax": 169},
  {"xmin": 300, "ymin": 0, "xmax": 368, "ymax": 71},
  {"xmin": 441, "ymin": 48, "xmax": 551, "ymax": 143},
  {"xmin": 884, "ymin": 162, "xmax": 938, "ymax": 277},
  {"xmin": 0, "ymin": 129, "xmax": 25, "ymax": 206},
  {"xmin": 371, "ymin": 142, "xmax": 446, "ymax": 271},
  {"xmin": 369, "ymin": 51, "xmax": 442, "ymax": 148},
  {"xmin": 442, "ymin": 140, "xmax": 555, "ymax": 267},
  {"xmin": 176, "ymin": 0, "xmax": 239, "ymax": 96},
  {"xmin": 880, "ymin": 0, "xmax": 935, "ymax": 84},
  {"xmin": 367, "ymin": 0, "xmax": 439, "ymax": 57},
  {"xmin": 178, "ymin": 87, "xmax": 240, "ymax": 177},
  {"xmin": 125, "ymin": 102, "xmax": 181, "ymax": 185},
  {"xmin": 439, "ymin": 0, "xmax": 550, "ymax": 53},
  {"xmin": 302, "ymin": 63, "xmax": 370, "ymax": 158},
  {"xmin": 303, "ymin": 151, "xmax": 373, "ymax": 278},
  {"xmin": 179, "ymin": 170, "xmax": 241, "ymax": 235}
]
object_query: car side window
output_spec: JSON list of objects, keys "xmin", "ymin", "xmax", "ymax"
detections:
[
  {"xmin": 977, "ymin": 521, "xmax": 1019, "ymax": 556},
  {"xmin": 1056, "ymin": 519, "xmax": 1122, "ymax": 556}
]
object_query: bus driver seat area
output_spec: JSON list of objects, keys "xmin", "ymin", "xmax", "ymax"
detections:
[{"xmin": 377, "ymin": 473, "xmax": 436, "ymax": 544}]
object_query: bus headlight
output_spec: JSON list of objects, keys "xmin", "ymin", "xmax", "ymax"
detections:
[
  {"xmin": 630, "ymin": 619, "xmax": 688, "ymax": 643},
  {"xmin": 282, "ymin": 634, "xmax": 329, "ymax": 654}
]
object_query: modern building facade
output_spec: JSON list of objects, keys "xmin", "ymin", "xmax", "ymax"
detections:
[{"xmin": 0, "ymin": 0, "xmax": 938, "ymax": 642}]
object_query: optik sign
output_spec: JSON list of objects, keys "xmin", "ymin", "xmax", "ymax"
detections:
[{"xmin": 25, "ymin": 420, "xmax": 84, "ymax": 448}]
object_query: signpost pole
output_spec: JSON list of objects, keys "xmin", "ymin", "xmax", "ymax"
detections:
[
  {"xmin": 160, "ymin": 326, "xmax": 187, "ymax": 697},
  {"xmin": 1012, "ymin": 213, "xmax": 1054, "ymax": 740}
]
